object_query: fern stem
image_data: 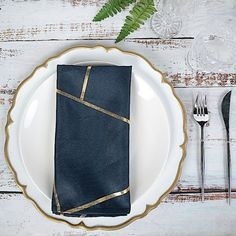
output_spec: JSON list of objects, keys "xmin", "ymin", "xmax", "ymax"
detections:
[
  {"xmin": 115, "ymin": 0, "xmax": 156, "ymax": 43},
  {"xmin": 93, "ymin": 0, "xmax": 137, "ymax": 22}
]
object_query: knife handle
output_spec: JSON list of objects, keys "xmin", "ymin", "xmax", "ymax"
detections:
[{"xmin": 227, "ymin": 132, "xmax": 231, "ymax": 204}]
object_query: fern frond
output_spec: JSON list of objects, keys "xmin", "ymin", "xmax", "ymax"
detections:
[
  {"xmin": 93, "ymin": 0, "xmax": 136, "ymax": 22},
  {"xmin": 115, "ymin": 0, "xmax": 156, "ymax": 43}
]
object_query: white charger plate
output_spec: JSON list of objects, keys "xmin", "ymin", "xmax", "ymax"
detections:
[{"xmin": 5, "ymin": 46, "xmax": 187, "ymax": 230}]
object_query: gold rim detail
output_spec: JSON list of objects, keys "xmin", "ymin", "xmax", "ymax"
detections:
[{"xmin": 4, "ymin": 45, "xmax": 188, "ymax": 231}]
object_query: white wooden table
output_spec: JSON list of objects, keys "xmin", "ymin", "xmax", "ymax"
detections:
[{"xmin": 1, "ymin": 1, "xmax": 236, "ymax": 235}]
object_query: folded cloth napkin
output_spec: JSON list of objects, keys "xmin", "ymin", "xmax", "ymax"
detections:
[{"xmin": 52, "ymin": 65, "xmax": 132, "ymax": 217}]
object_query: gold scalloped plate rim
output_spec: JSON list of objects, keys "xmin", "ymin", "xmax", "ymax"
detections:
[{"xmin": 4, "ymin": 45, "xmax": 187, "ymax": 231}]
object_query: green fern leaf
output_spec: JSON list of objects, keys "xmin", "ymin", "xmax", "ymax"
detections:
[
  {"xmin": 93, "ymin": 0, "xmax": 136, "ymax": 22},
  {"xmin": 115, "ymin": 0, "xmax": 156, "ymax": 43}
]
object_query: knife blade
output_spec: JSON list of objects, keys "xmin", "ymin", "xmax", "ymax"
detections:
[{"xmin": 221, "ymin": 90, "xmax": 232, "ymax": 204}]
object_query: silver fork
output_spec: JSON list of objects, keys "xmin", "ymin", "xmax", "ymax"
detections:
[{"xmin": 193, "ymin": 94, "xmax": 209, "ymax": 201}]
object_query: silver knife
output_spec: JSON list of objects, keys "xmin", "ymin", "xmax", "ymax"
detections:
[{"xmin": 221, "ymin": 91, "xmax": 232, "ymax": 204}]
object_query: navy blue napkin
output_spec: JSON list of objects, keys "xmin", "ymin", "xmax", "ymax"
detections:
[{"xmin": 52, "ymin": 65, "xmax": 131, "ymax": 217}]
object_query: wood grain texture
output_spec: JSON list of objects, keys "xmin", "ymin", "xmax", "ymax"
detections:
[
  {"xmin": 1, "ymin": 40, "xmax": 236, "ymax": 90},
  {"xmin": 1, "ymin": 0, "xmax": 236, "ymax": 234},
  {"xmin": 0, "ymin": 0, "xmax": 236, "ymax": 41},
  {"xmin": 0, "ymin": 193, "xmax": 235, "ymax": 236},
  {"xmin": 0, "ymin": 40, "xmax": 236, "ymax": 193}
]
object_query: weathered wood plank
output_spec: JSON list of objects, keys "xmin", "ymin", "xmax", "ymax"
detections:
[
  {"xmin": 1, "ymin": 87, "xmax": 236, "ymax": 192},
  {"xmin": 0, "ymin": 193, "xmax": 235, "ymax": 236},
  {"xmin": 1, "ymin": 40, "xmax": 236, "ymax": 89},
  {"xmin": 0, "ymin": 0, "xmax": 236, "ymax": 41},
  {"xmin": 1, "ymin": 1, "xmax": 236, "ymax": 234},
  {"xmin": 0, "ymin": 40, "xmax": 236, "ymax": 192}
]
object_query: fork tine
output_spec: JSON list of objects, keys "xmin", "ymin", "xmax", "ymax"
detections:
[
  {"xmin": 194, "ymin": 94, "xmax": 199, "ymax": 107},
  {"xmin": 201, "ymin": 94, "xmax": 205, "ymax": 116},
  {"xmin": 198, "ymin": 94, "xmax": 203, "ymax": 116},
  {"xmin": 194, "ymin": 94, "xmax": 199, "ymax": 115},
  {"xmin": 204, "ymin": 95, "xmax": 208, "ymax": 114},
  {"xmin": 204, "ymin": 95, "xmax": 207, "ymax": 107}
]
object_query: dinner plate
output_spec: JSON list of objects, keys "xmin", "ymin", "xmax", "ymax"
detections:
[{"xmin": 5, "ymin": 46, "xmax": 187, "ymax": 230}]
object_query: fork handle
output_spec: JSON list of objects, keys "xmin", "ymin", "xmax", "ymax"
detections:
[{"xmin": 200, "ymin": 125, "xmax": 205, "ymax": 201}]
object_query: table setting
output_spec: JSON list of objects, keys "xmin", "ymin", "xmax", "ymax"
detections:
[{"xmin": 1, "ymin": 0, "xmax": 236, "ymax": 235}]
